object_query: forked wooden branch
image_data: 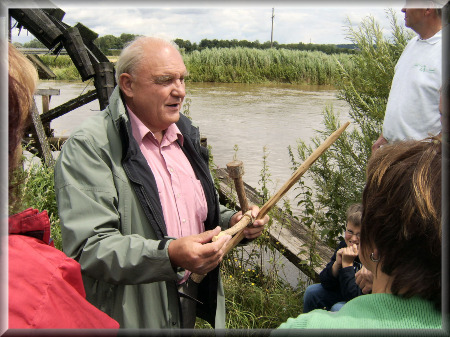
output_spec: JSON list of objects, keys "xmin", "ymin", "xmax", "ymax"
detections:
[{"xmin": 190, "ymin": 121, "xmax": 350, "ymax": 283}]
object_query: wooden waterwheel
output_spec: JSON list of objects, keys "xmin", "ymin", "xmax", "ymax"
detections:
[{"xmin": 9, "ymin": 4, "xmax": 116, "ymax": 166}]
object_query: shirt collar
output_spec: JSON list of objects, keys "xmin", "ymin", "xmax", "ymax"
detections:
[
  {"xmin": 417, "ymin": 29, "xmax": 441, "ymax": 45},
  {"xmin": 127, "ymin": 106, "xmax": 184, "ymax": 146}
]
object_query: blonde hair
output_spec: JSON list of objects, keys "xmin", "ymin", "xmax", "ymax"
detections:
[
  {"xmin": 8, "ymin": 43, "xmax": 38, "ymax": 203},
  {"xmin": 9, "ymin": 43, "xmax": 38, "ymax": 116},
  {"xmin": 346, "ymin": 203, "xmax": 362, "ymax": 227}
]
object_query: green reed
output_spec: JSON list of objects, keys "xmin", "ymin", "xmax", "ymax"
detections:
[
  {"xmin": 39, "ymin": 48, "xmax": 354, "ymax": 84},
  {"xmin": 39, "ymin": 54, "xmax": 81, "ymax": 81},
  {"xmin": 183, "ymin": 47, "xmax": 354, "ymax": 85}
]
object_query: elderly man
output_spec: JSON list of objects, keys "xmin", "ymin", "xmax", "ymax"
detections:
[
  {"xmin": 372, "ymin": 0, "xmax": 446, "ymax": 152},
  {"xmin": 54, "ymin": 36, "xmax": 269, "ymax": 329}
]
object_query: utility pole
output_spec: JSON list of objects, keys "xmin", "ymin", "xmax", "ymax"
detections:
[{"xmin": 270, "ymin": 8, "xmax": 275, "ymax": 48}]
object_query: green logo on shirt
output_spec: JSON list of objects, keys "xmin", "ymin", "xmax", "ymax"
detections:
[{"xmin": 414, "ymin": 64, "xmax": 436, "ymax": 73}]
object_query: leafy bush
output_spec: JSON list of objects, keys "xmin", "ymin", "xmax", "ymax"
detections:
[
  {"xmin": 288, "ymin": 10, "xmax": 414, "ymax": 247},
  {"xmin": 10, "ymin": 154, "xmax": 62, "ymax": 250}
]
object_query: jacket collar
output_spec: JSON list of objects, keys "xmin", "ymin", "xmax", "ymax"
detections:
[{"xmin": 9, "ymin": 208, "xmax": 53, "ymax": 246}]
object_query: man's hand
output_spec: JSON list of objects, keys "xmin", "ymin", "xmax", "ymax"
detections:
[
  {"xmin": 372, "ymin": 134, "xmax": 388, "ymax": 153},
  {"xmin": 167, "ymin": 226, "xmax": 231, "ymax": 275},
  {"xmin": 341, "ymin": 244, "xmax": 358, "ymax": 268},
  {"xmin": 229, "ymin": 205, "xmax": 269, "ymax": 240},
  {"xmin": 355, "ymin": 266, "xmax": 373, "ymax": 294}
]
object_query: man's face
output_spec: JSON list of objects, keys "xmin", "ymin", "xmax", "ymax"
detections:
[
  {"xmin": 401, "ymin": 7, "xmax": 426, "ymax": 31},
  {"xmin": 123, "ymin": 44, "xmax": 187, "ymax": 133}
]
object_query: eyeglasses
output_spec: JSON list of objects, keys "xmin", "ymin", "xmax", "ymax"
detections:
[{"xmin": 345, "ymin": 229, "xmax": 360, "ymax": 239}]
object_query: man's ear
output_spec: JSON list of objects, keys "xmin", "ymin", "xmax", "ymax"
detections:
[{"xmin": 119, "ymin": 73, "xmax": 134, "ymax": 98}]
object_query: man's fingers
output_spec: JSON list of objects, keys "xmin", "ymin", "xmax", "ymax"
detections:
[
  {"xmin": 194, "ymin": 234, "xmax": 231, "ymax": 274},
  {"xmin": 196, "ymin": 226, "xmax": 222, "ymax": 244},
  {"xmin": 250, "ymin": 205, "xmax": 260, "ymax": 218},
  {"xmin": 198, "ymin": 233, "xmax": 231, "ymax": 259},
  {"xmin": 243, "ymin": 218, "xmax": 265, "ymax": 238}
]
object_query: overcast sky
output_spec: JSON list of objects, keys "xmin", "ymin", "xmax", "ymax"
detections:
[{"xmin": 7, "ymin": 1, "xmax": 409, "ymax": 46}]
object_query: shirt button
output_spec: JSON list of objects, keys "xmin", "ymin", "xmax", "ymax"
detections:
[{"xmin": 182, "ymin": 219, "xmax": 186, "ymax": 223}]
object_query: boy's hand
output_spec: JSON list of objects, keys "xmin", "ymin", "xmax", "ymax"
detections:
[
  {"xmin": 335, "ymin": 248, "xmax": 344, "ymax": 266},
  {"xmin": 332, "ymin": 248, "xmax": 344, "ymax": 278},
  {"xmin": 341, "ymin": 244, "xmax": 358, "ymax": 268}
]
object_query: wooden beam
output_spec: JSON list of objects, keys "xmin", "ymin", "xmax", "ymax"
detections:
[
  {"xmin": 26, "ymin": 54, "xmax": 56, "ymax": 80},
  {"xmin": 40, "ymin": 89, "xmax": 97, "ymax": 124},
  {"xmin": 36, "ymin": 88, "xmax": 60, "ymax": 96}
]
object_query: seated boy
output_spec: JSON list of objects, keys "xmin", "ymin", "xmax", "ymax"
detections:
[{"xmin": 302, "ymin": 203, "xmax": 371, "ymax": 313}]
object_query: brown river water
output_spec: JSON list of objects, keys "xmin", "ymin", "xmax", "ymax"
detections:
[{"xmin": 37, "ymin": 80, "xmax": 351, "ymax": 286}]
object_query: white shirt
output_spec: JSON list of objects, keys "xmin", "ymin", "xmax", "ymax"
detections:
[{"xmin": 382, "ymin": 30, "xmax": 442, "ymax": 142}]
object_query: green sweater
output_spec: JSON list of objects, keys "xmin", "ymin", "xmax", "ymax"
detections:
[{"xmin": 276, "ymin": 293, "xmax": 441, "ymax": 331}]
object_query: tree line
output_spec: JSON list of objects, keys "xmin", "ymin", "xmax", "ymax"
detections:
[{"xmin": 19, "ymin": 33, "xmax": 357, "ymax": 55}]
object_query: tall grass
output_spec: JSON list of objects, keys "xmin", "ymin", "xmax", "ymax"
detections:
[
  {"xmin": 39, "ymin": 49, "xmax": 354, "ymax": 85},
  {"xmin": 39, "ymin": 54, "xmax": 81, "ymax": 81},
  {"xmin": 183, "ymin": 47, "xmax": 354, "ymax": 85}
]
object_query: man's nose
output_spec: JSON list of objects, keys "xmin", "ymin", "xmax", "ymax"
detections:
[{"xmin": 172, "ymin": 80, "xmax": 186, "ymax": 97}]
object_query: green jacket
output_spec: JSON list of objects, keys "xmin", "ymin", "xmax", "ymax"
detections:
[{"xmin": 54, "ymin": 87, "xmax": 235, "ymax": 328}]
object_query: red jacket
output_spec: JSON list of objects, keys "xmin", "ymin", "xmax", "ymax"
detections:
[{"xmin": 8, "ymin": 208, "xmax": 119, "ymax": 329}]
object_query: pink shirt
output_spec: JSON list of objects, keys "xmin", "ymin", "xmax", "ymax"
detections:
[
  {"xmin": 128, "ymin": 108, "xmax": 208, "ymax": 238},
  {"xmin": 128, "ymin": 108, "xmax": 208, "ymax": 282}
]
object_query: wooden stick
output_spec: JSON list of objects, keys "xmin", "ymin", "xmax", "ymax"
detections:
[
  {"xmin": 191, "ymin": 121, "xmax": 350, "ymax": 283},
  {"xmin": 223, "ymin": 121, "xmax": 350, "ymax": 255},
  {"xmin": 212, "ymin": 210, "xmax": 254, "ymax": 241}
]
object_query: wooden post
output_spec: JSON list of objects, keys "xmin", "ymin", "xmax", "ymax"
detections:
[
  {"xmin": 29, "ymin": 99, "xmax": 55, "ymax": 167},
  {"xmin": 36, "ymin": 88, "xmax": 60, "ymax": 137},
  {"xmin": 226, "ymin": 160, "xmax": 250, "ymax": 213},
  {"xmin": 42, "ymin": 95, "xmax": 50, "ymax": 113}
]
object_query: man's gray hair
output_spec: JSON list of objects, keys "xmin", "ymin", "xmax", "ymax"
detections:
[{"xmin": 115, "ymin": 36, "xmax": 180, "ymax": 85}]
